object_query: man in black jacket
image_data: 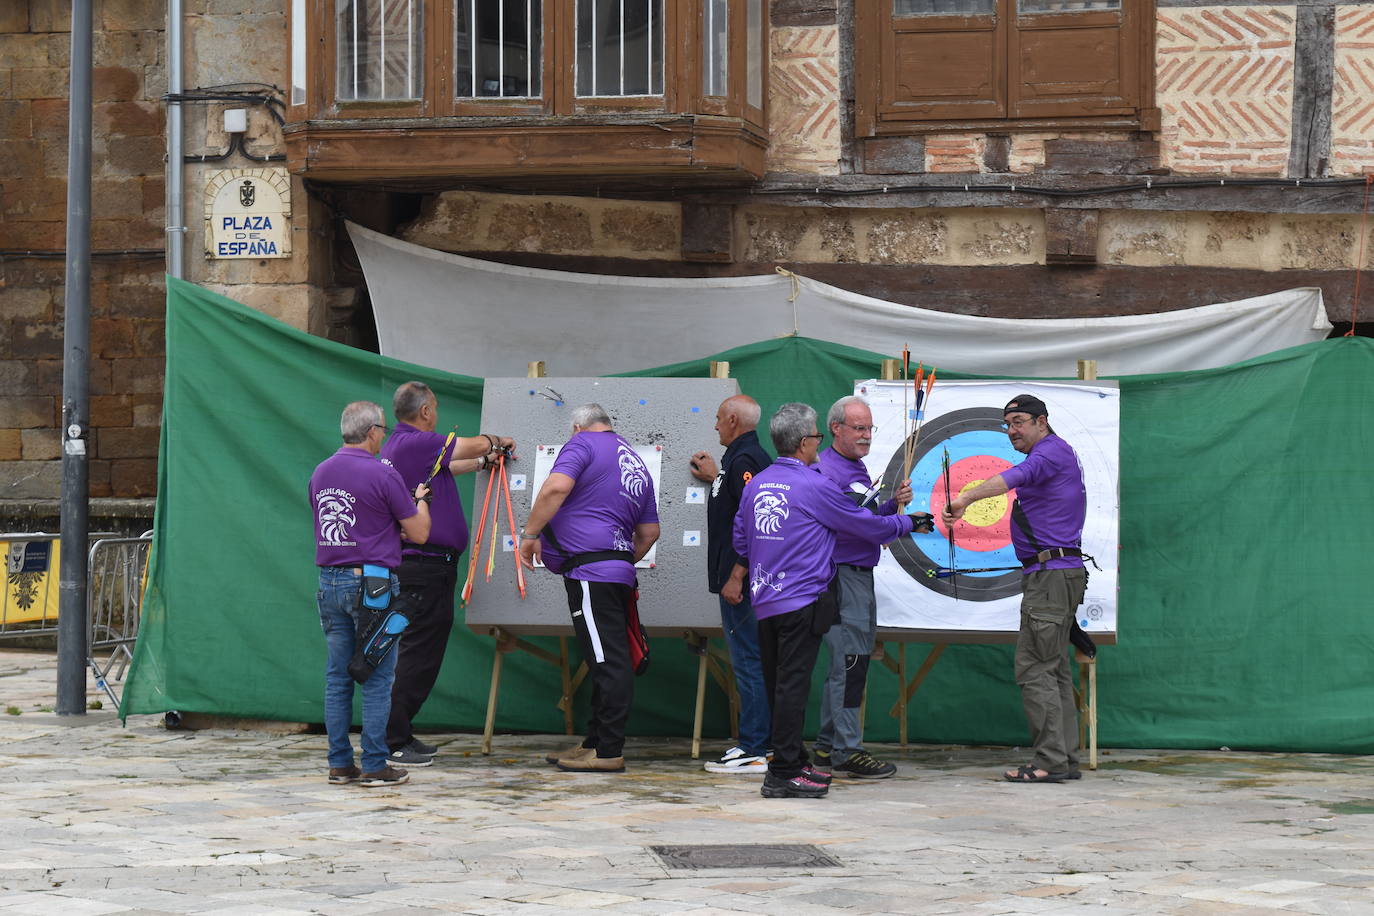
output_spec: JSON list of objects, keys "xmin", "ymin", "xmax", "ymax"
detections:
[{"xmin": 691, "ymin": 394, "xmax": 773, "ymax": 774}]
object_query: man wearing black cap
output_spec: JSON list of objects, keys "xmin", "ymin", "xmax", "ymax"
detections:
[{"xmin": 943, "ymin": 394, "xmax": 1088, "ymax": 784}]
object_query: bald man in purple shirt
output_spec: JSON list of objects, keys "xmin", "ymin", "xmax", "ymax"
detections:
[{"xmin": 944, "ymin": 394, "xmax": 1089, "ymax": 784}]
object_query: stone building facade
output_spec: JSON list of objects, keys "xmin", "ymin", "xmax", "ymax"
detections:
[{"xmin": 1, "ymin": 1, "xmax": 1370, "ymax": 512}]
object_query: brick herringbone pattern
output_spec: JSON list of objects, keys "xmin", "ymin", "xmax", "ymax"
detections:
[
  {"xmin": 1332, "ymin": 6, "xmax": 1374, "ymax": 176},
  {"xmin": 768, "ymin": 26, "xmax": 841, "ymax": 175},
  {"xmin": 1156, "ymin": 6, "xmax": 1295, "ymax": 176}
]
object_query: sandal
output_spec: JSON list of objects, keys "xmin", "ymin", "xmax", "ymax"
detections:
[{"xmin": 1004, "ymin": 764, "xmax": 1066, "ymax": 783}]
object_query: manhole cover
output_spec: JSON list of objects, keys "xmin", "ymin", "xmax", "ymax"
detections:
[{"xmin": 650, "ymin": 844, "xmax": 841, "ymax": 870}]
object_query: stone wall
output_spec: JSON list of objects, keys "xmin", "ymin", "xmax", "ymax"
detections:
[{"xmin": 0, "ymin": 1, "xmax": 167, "ymax": 507}]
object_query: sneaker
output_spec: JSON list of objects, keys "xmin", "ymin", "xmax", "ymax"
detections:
[
  {"xmin": 760, "ymin": 772, "xmax": 829, "ymax": 799},
  {"xmin": 704, "ymin": 746, "xmax": 768, "ymax": 774},
  {"xmin": 833, "ymin": 750, "xmax": 896, "ymax": 779},
  {"xmin": 545, "ymin": 744, "xmax": 593, "ymax": 765},
  {"xmin": 556, "ymin": 754, "xmax": 625, "ymax": 773},
  {"xmin": 359, "ymin": 765, "xmax": 409, "ymax": 787},
  {"xmin": 803, "ymin": 764, "xmax": 833, "ymax": 785},
  {"xmin": 811, "ymin": 747, "xmax": 832, "ymax": 772},
  {"xmin": 327, "ymin": 764, "xmax": 361, "ymax": 785},
  {"xmin": 388, "ymin": 746, "xmax": 433, "ymax": 768},
  {"xmin": 406, "ymin": 737, "xmax": 438, "ymax": 757}
]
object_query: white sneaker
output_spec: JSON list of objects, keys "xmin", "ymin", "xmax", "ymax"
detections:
[{"xmin": 704, "ymin": 746, "xmax": 768, "ymax": 774}]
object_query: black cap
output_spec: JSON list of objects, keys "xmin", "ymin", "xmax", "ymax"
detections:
[{"xmin": 1003, "ymin": 394, "xmax": 1048, "ymax": 418}]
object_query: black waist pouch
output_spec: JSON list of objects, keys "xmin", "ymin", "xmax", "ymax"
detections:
[{"xmin": 810, "ymin": 574, "xmax": 841, "ymax": 636}]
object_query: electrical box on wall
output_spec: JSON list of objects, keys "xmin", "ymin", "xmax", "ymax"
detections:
[{"xmin": 203, "ymin": 167, "xmax": 292, "ymax": 259}]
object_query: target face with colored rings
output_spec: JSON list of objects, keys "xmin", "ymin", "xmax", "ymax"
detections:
[{"xmin": 881, "ymin": 407, "xmax": 1023, "ymax": 602}]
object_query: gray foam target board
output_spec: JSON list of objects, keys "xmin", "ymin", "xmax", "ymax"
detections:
[{"xmin": 464, "ymin": 377, "xmax": 739, "ymax": 635}]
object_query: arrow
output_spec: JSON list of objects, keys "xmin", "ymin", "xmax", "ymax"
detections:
[{"xmin": 942, "ymin": 445, "xmax": 958, "ymax": 601}]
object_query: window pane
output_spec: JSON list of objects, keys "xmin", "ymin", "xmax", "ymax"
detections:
[
  {"xmin": 746, "ymin": 0, "xmax": 762, "ymax": 108},
  {"xmin": 457, "ymin": 0, "xmax": 542, "ymax": 98},
  {"xmin": 1019, "ymin": 0, "xmax": 1119, "ymax": 11},
  {"xmin": 894, "ymin": 0, "xmax": 994, "ymax": 14},
  {"xmin": 703, "ymin": 0, "xmax": 728, "ymax": 97},
  {"xmin": 291, "ymin": 0, "xmax": 306, "ymax": 105},
  {"xmin": 576, "ymin": 0, "xmax": 664, "ymax": 97},
  {"xmin": 336, "ymin": 0, "xmax": 423, "ymax": 101}
]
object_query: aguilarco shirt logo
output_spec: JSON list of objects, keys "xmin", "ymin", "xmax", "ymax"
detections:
[
  {"xmin": 752, "ymin": 488, "xmax": 789, "ymax": 534},
  {"xmin": 315, "ymin": 488, "xmax": 357, "ymax": 545},
  {"xmin": 617, "ymin": 444, "xmax": 649, "ymax": 499}
]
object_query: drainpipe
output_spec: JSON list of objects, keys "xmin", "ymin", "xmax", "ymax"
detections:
[{"xmin": 167, "ymin": 0, "xmax": 185, "ymax": 279}]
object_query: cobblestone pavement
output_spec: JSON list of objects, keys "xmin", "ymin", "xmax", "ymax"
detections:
[{"xmin": 0, "ymin": 648, "xmax": 1371, "ymax": 914}]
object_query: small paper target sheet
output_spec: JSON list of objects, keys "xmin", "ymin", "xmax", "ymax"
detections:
[
  {"xmin": 531, "ymin": 443, "xmax": 663, "ymax": 568},
  {"xmin": 855, "ymin": 379, "xmax": 1119, "ymax": 634}
]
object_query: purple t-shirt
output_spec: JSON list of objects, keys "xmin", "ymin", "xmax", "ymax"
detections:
[
  {"xmin": 540, "ymin": 431, "xmax": 659, "ymax": 586},
  {"xmin": 310, "ymin": 447, "xmax": 417, "ymax": 569},
  {"xmin": 817, "ymin": 447, "xmax": 901, "ymax": 568},
  {"xmin": 379, "ymin": 422, "xmax": 469, "ymax": 557},
  {"xmin": 732, "ymin": 457, "xmax": 914, "ymax": 620},
  {"xmin": 999, "ymin": 433, "xmax": 1086, "ymax": 572}
]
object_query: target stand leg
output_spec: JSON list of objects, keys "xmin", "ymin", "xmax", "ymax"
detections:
[{"xmin": 1074, "ymin": 649, "xmax": 1098, "ymax": 770}]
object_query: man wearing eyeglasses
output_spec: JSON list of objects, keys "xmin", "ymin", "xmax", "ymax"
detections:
[
  {"xmin": 943, "ymin": 394, "xmax": 1088, "ymax": 784},
  {"xmin": 310, "ymin": 401, "xmax": 431, "ymax": 788},
  {"xmin": 726, "ymin": 403, "xmax": 918, "ymax": 799},
  {"xmin": 379, "ymin": 381, "xmax": 516, "ymax": 769},
  {"xmin": 813, "ymin": 396, "xmax": 919, "ymax": 779}
]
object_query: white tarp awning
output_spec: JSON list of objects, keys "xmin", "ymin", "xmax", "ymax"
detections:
[{"xmin": 349, "ymin": 221, "xmax": 1332, "ymax": 378}]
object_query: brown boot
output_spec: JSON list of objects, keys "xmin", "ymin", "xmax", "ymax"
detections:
[
  {"xmin": 556, "ymin": 754, "xmax": 625, "ymax": 773},
  {"xmin": 545, "ymin": 743, "xmax": 593, "ymax": 765}
]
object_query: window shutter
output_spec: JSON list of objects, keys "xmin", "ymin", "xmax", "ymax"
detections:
[
  {"xmin": 1009, "ymin": 5, "xmax": 1139, "ymax": 118},
  {"xmin": 879, "ymin": 10, "xmax": 1008, "ymax": 121}
]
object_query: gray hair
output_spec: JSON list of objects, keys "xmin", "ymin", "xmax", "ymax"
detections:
[
  {"xmin": 393, "ymin": 381, "xmax": 433, "ymax": 422},
  {"xmin": 340, "ymin": 401, "xmax": 383, "ymax": 444},
  {"xmin": 770, "ymin": 402, "xmax": 818, "ymax": 456},
  {"xmin": 571, "ymin": 402, "xmax": 612, "ymax": 430},
  {"xmin": 827, "ymin": 395, "xmax": 867, "ymax": 430}
]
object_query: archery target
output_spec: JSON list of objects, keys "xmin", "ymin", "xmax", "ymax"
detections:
[
  {"xmin": 855, "ymin": 379, "xmax": 1120, "ymax": 634},
  {"xmin": 882, "ymin": 408, "xmax": 1022, "ymax": 602}
]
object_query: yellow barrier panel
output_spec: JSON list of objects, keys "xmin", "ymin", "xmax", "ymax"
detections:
[{"xmin": 3, "ymin": 540, "xmax": 60, "ymax": 626}]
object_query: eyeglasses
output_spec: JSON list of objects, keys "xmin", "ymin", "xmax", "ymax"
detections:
[
  {"xmin": 841, "ymin": 424, "xmax": 877, "ymax": 434},
  {"xmin": 1000, "ymin": 417, "xmax": 1037, "ymax": 431},
  {"xmin": 802, "ymin": 433, "xmax": 824, "ymax": 442},
  {"xmin": 371, "ymin": 423, "xmax": 390, "ymax": 434}
]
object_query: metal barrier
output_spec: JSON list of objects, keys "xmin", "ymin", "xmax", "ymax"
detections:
[
  {"xmin": 87, "ymin": 533, "xmax": 152, "ymax": 707},
  {"xmin": 0, "ymin": 531, "xmax": 151, "ymax": 707}
]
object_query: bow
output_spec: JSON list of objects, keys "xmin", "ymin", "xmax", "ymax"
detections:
[{"xmin": 942, "ymin": 445, "xmax": 958, "ymax": 601}]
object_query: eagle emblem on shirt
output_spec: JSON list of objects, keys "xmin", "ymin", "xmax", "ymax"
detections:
[
  {"xmin": 617, "ymin": 444, "xmax": 650, "ymax": 499},
  {"xmin": 316, "ymin": 492, "xmax": 356, "ymax": 545},
  {"xmin": 752, "ymin": 490, "xmax": 789, "ymax": 535}
]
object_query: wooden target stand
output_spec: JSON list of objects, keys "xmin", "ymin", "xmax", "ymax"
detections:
[{"xmin": 472, "ymin": 360, "xmax": 738, "ymax": 757}]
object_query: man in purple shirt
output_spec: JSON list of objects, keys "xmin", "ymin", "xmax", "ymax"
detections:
[
  {"xmin": 944, "ymin": 394, "xmax": 1089, "ymax": 784},
  {"xmin": 815, "ymin": 396, "xmax": 923, "ymax": 780},
  {"xmin": 726, "ymin": 403, "xmax": 916, "ymax": 799},
  {"xmin": 379, "ymin": 381, "xmax": 516, "ymax": 768},
  {"xmin": 310, "ymin": 401, "xmax": 431, "ymax": 788},
  {"xmin": 520, "ymin": 404, "xmax": 661, "ymax": 773}
]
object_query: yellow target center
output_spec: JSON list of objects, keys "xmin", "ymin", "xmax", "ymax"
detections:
[{"xmin": 959, "ymin": 479, "xmax": 1007, "ymax": 527}]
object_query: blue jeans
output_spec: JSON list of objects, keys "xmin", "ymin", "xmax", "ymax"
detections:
[
  {"xmin": 318, "ymin": 567, "xmax": 398, "ymax": 773},
  {"xmin": 720, "ymin": 593, "xmax": 771, "ymax": 757}
]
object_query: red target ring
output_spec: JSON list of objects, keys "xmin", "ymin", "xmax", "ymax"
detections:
[{"xmin": 928, "ymin": 455, "xmax": 1015, "ymax": 553}]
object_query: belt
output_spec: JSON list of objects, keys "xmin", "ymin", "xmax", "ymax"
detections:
[
  {"xmin": 321, "ymin": 566, "xmax": 363, "ymax": 574},
  {"xmin": 403, "ymin": 550, "xmax": 458, "ymax": 564},
  {"xmin": 1022, "ymin": 547, "xmax": 1083, "ymax": 568}
]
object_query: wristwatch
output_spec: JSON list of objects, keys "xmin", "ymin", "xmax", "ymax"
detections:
[{"xmin": 518, "ymin": 528, "xmax": 541, "ymax": 540}]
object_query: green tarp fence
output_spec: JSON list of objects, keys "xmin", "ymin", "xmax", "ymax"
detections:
[{"xmin": 123, "ymin": 278, "xmax": 1374, "ymax": 753}]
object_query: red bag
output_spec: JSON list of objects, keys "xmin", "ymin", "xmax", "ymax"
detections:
[{"xmin": 626, "ymin": 589, "xmax": 650, "ymax": 676}]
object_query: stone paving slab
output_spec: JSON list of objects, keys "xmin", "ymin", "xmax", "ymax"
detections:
[{"xmin": 0, "ymin": 648, "xmax": 1373, "ymax": 913}]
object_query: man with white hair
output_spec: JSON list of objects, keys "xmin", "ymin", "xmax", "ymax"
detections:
[
  {"xmin": 813, "ymin": 396, "xmax": 926, "ymax": 779},
  {"xmin": 520, "ymin": 404, "xmax": 661, "ymax": 773},
  {"xmin": 310, "ymin": 401, "xmax": 431, "ymax": 788}
]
